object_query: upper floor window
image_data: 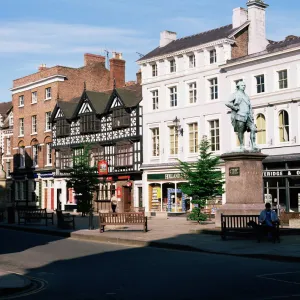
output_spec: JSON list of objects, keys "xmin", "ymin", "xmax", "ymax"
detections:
[
  {"xmin": 32, "ymin": 145, "xmax": 38, "ymax": 167},
  {"xmin": 170, "ymin": 59, "xmax": 176, "ymax": 73},
  {"xmin": 151, "ymin": 128, "xmax": 160, "ymax": 157},
  {"xmin": 169, "ymin": 126, "xmax": 178, "ymax": 155},
  {"xmin": 209, "ymin": 78, "xmax": 218, "ymax": 100},
  {"xmin": 59, "ymin": 149, "xmax": 73, "ymax": 170},
  {"xmin": 31, "ymin": 91, "xmax": 37, "ymax": 104},
  {"xmin": 19, "ymin": 95, "xmax": 24, "ymax": 107},
  {"xmin": 45, "ymin": 112, "xmax": 52, "ymax": 131},
  {"xmin": 278, "ymin": 110, "xmax": 289, "ymax": 142},
  {"xmin": 169, "ymin": 86, "xmax": 177, "ymax": 107},
  {"xmin": 45, "ymin": 87, "xmax": 51, "ymax": 100},
  {"xmin": 256, "ymin": 114, "xmax": 266, "ymax": 144},
  {"xmin": 91, "ymin": 146, "xmax": 104, "ymax": 167},
  {"xmin": 31, "ymin": 115, "xmax": 37, "ymax": 134},
  {"xmin": 189, "ymin": 123, "xmax": 198, "ymax": 153},
  {"xmin": 6, "ymin": 138, "xmax": 10, "ymax": 155},
  {"xmin": 8, "ymin": 114, "xmax": 13, "ymax": 127},
  {"xmin": 189, "ymin": 54, "xmax": 196, "ymax": 68},
  {"xmin": 46, "ymin": 143, "xmax": 52, "ymax": 166},
  {"xmin": 188, "ymin": 82, "xmax": 197, "ymax": 104},
  {"xmin": 56, "ymin": 119, "xmax": 70, "ymax": 137},
  {"xmin": 278, "ymin": 70, "xmax": 288, "ymax": 89},
  {"xmin": 115, "ymin": 142, "xmax": 133, "ymax": 167},
  {"xmin": 209, "ymin": 119, "xmax": 220, "ymax": 151},
  {"xmin": 210, "ymin": 49, "xmax": 217, "ymax": 64},
  {"xmin": 80, "ymin": 114, "xmax": 100, "ymax": 133},
  {"xmin": 152, "ymin": 64, "xmax": 158, "ymax": 77},
  {"xmin": 19, "ymin": 147, "xmax": 25, "ymax": 168},
  {"xmin": 255, "ymin": 75, "xmax": 265, "ymax": 93},
  {"xmin": 112, "ymin": 109, "xmax": 130, "ymax": 129},
  {"xmin": 152, "ymin": 90, "xmax": 159, "ymax": 110},
  {"xmin": 19, "ymin": 118, "xmax": 24, "ymax": 136}
]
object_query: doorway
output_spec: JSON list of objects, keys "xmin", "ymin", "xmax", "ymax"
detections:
[
  {"xmin": 138, "ymin": 187, "xmax": 143, "ymax": 208},
  {"xmin": 123, "ymin": 186, "xmax": 131, "ymax": 212},
  {"xmin": 57, "ymin": 188, "xmax": 62, "ymax": 211}
]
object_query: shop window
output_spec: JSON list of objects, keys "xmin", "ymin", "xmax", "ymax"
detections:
[
  {"xmin": 256, "ymin": 114, "xmax": 266, "ymax": 144},
  {"xmin": 278, "ymin": 110, "xmax": 289, "ymax": 142}
]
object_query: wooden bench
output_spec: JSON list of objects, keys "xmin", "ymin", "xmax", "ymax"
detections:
[
  {"xmin": 221, "ymin": 214, "xmax": 280, "ymax": 242},
  {"xmin": 17, "ymin": 208, "xmax": 54, "ymax": 226},
  {"xmin": 99, "ymin": 212, "xmax": 148, "ymax": 233},
  {"xmin": 56, "ymin": 210, "xmax": 75, "ymax": 229}
]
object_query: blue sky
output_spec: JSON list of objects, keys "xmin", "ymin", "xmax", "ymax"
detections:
[{"xmin": 1, "ymin": 0, "xmax": 300, "ymax": 101}]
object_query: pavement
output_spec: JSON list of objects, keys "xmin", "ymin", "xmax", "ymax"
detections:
[{"xmin": 0, "ymin": 270, "xmax": 31, "ymax": 296}]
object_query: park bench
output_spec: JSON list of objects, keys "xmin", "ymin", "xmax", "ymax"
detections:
[
  {"xmin": 221, "ymin": 214, "xmax": 280, "ymax": 242},
  {"xmin": 99, "ymin": 212, "xmax": 148, "ymax": 233},
  {"xmin": 17, "ymin": 208, "xmax": 54, "ymax": 226},
  {"xmin": 56, "ymin": 210, "xmax": 75, "ymax": 229}
]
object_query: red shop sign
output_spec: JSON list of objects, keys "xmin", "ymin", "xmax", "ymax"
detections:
[
  {"xmin": 116, "ymin": 187, "xmax": 122, "ymax": 198},
  {"xmin": 98, "ymin": 160, "xmax": 108, "ymax": 175}
]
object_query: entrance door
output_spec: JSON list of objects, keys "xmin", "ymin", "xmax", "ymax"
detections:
[
  {"xmin": 123, "ymin": 187, "xmax": 131, "ymax": 212},
  {"xmin": 57, "ymin": 189, "xmax": 62, "ymax": 211}
]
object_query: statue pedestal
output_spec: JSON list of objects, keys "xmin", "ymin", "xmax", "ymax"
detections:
[{"xmin": 215, "ymin": 151, "xmax": 268, "ymax": 227}]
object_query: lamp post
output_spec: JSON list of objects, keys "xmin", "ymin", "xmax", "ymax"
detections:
[{"xmin": 173, "ymin": 116, "xmax": 183, "ymax": 136}]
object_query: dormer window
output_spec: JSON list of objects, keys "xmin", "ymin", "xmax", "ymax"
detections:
[
  {"xmin": 170, "ymin": 59, "xmax": 176, "ymax": 73},
  {"xmin": 80, "ymin": 114, "xmax": 100, "ymax": 134},
  {"xmin": 56, "ymin": 119, "xmax": 70, "ymax": 137},
  {"xmin": 112, "ymin": 108, "xmax": 130, "ymax": 129}
]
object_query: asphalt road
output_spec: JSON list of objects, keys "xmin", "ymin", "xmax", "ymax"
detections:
[{"xmin": 1, "ymin": 229, "xmax": 300, "ymax": 300}]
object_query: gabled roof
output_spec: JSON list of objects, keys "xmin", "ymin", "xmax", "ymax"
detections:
[
  {"xmin": 138, "ymin": 24, "xmax": 242, "ymax": 62},
  {"xmin": 0, "ymin": 101, "xmax": 12, "ymax": 117}
]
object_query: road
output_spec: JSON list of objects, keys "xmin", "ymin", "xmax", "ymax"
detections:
[{"xmin": 1, "ymin": 228, "xmax": 300, "ymax": 300}]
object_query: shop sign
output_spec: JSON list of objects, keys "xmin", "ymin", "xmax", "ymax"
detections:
[
  {"xmin": 263, "ymin": 170, "xmax": 300, "ymax": 177},
  {"xmin": 118, "ymin": 175, "xmax": 130, "ymax": 180},
  {"xmin": 264, "ymin": 194, "xmax": 272, "ymax": 204},
  {"xmin": 98, "ymin": 160, "xmax": 108, "ymax": 175},
  {"xmin": 116, "ymin": 186, "xmax": 122, "ymax": 198},
  {"xmin": 147, "ymin": 173, "xmax": 184, "ymax": 180},
  {"xmin": 126, "ymin": 182, "xmax": 132, "ymax": 187},
  {"xmin": 40, "ymin": 173, "xmax": 54, "ymax": 178},
  {"xmin": 229, "ymin": 167, "xmax": 240, "ymax": 177}
]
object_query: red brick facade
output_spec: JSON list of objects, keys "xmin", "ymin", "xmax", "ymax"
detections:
[{"xmin": 231, "ymin": 27, "xmax": 249, "ymax": 59}]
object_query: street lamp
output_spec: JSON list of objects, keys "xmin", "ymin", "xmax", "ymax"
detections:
[{"xmin": 173, "ymin": 116, "xmax": 183, "ymax": 136}]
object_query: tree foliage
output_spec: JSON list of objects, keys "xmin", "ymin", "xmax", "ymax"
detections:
[
  {"xmin": 67, "ymin": 144, "xmax": 100, "ymax": 216},
  {"xmin": 178, "ymin": 137, "xmax": 225, "ymax": 222}
]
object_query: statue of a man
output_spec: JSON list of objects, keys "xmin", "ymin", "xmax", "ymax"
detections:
[{"xmin": 226, "ymin": 80, "xmax": 258, "ymax": 151}]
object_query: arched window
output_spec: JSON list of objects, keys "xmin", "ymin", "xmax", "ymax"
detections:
[
  {"xmin": 278, "ymin": 110, "xmax": 289, "ymax": 142},
  {"xmin": 256, "ymin": 114, "xmax": 266, "ymax": 144}
]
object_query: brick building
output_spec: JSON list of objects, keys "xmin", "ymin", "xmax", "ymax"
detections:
[{"xmin": 10, "ymin": 52, "xmax": 125, "ymax": 208}]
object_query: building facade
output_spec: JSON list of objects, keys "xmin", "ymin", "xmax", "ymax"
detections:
[
  {"xmin": 138, "ymin": 0, "xmax": 300, "ymax": 214},
  {"xmin": 51, "ymin": 83, "xmax": 142, "ymax": 212},
  {"xmin": 11, "ymin": 52, "xmax": 126, "ymax": 208}
]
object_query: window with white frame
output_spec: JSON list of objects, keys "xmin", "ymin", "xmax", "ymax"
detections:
[
  {"xmin": 151, "ymin": 128, "xmax": 160, "ymax": 157},
  {"xmin": 9, "ymin": 114, "xmax": 13, "ymax": 126},
  {"xmin": 278, "ymin": 110, "xmax": 289, "ymax": 142},
  {"xmin": 19, "ymin": 95, "xmax": 24, "ymax": 107},
  {"xmin": 169, "ymin": 126, "xmax": 178, "ymax": 155},
  {"xmin": 209, "ymin": 120, "xmax": 220, "ymax": 151},
  {"xmin": 170, "ymin": 59, "xmax": 176, "ymax": 73},
  {"xmin": 19, "ymin": 118, "xmax": 24, "ymax": 136},
  {"xmin": 189, "ymin": 123, "xmax": 198, "ymax": 153},
  {"xmin": 31, "ymin": 91, "xmax": 37, "ymax": 104},
  {"xmin": 278, "ymin": 70, "xmax": 288, "ymax": 89},
  {"xmin": 209, "ymin": 78, "xmax": 218, "ymax": 100},
  {"xmin": 115, "ymin": 142, "xmax": 133, "ymax": 167},
  {"xmin": 188, "ymin": 82, "xmax": 197, "ymax": 103},
  {"xmin": 45, "ymin": 87, "xmax": 52, "ymax": 99},
  {"xmin": 210, "ymin": 49, "xmax": 217, "ymax": 64},
  {"xmin": 32, "ymin": 145, "xmax": 38, "ymax": 167},
  {"xmin": 256, "ymin": 114, "xmax": 266, "ymax": 144},
  {"xmin": 152, "ymin": 64, "xmax": 158, "ymax": 77},
  {"xmin": 189, "ymin": 54, "xmax": 196, "ymax": 68},
  {"xmin": 6, "ymin": 138, "xmax": 10, "ymax": 155},
  {"xmin": 31, "ymin": 115, "xmax": 37, "ymax": 134},
  {"xmin": 19, "ymin": 147, "xmax": 25, "ymax": 168},
  {"xmin": 6, "ymin": 161, "xmax": 11, "ymax": 177},
  {"xmin": 169, "ymin": 86, "xmax": 177, "ymax": 107},
  {"xmin": 152, "ymin": 90, "xmax": 159, "ymax": 110},
  {"xmin": 45, "ymin": 112, "xmax": 51, "ymax": 131},
  {"xmin": 255, "ymin": 75, "xmax": 265, "ymax": 93},
  {"xmin": 46, "ymin": 143, "xmax": 52, "ymax": 165}
]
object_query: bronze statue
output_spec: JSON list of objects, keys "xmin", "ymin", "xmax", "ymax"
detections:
[{"xmin": 226, "ymin": 81, "xmax": 258, "ymax": 151}]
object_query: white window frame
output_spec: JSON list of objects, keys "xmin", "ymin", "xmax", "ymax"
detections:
[
  {"xmin": 255, "ymin": 74, "xmax": 265, "ymax": 94},
  {"xmin": 188, "ymin": 82, "xmax": 197, "ymax": 104},
  {"xmin": 6, "ymin": 138, "xmax": 10, "ymax": 155},
  {"xmin": 255, "ymin": 112, "xmax": 267, "ymax": 146},
  {"xmin": 19, "ymin": 147, "xmax": 25, "ymax": 168},
  {"xmin": 189, "ymin": 54, "xmax": 196, "ymax": 68},
  {"xmin": 169, "ymin": 59, "xmax": 176, "ymax": 73},
  {"xmin": 19, "ymin": 118, "xmax": 24, "ymax": 136},
  {"xmin": 31, "ymin": 91, "xmax": 37, "ymax": 104},
  {"xmin": 151, "ymin": 90, "xmax": 159, "ymax": 110},
  {"xmin": 151, "ymin": 128, "xmax": 160, "ymax": 157},
  {"xmin": 46, "ymin": 143, "xmax": 52, "ymax": 166},
  {"xmin": 45, "ymin": 112, "xmax": 52, "ymax": 131},
  {"xmin": 274, "ymin": 104, "xmax": 292, "ymax": 145},
  {"xmin": 152, "ymin": 64, "xmax": 158, "ymax": 77},
  {"xmin": 209, "ymin": 49, "xmax": 217, "ymax": 64},
  {"xmin": 19, "ymin": 95, "xmax": 24, "ymax": 107},
  {"xmin": 188, "ymin": 122, "xmax": 199, "ymax": 154},
  {"xmin": 32, "ymin": 145, "xmax": 38, "ymax": 167},
  {"xmin": 31, "ymin": 115, "xmax": 37, "ymax": 134},
  {"xmin": 45, "ymin": 87, "xmax": 51, "ymax": 100},
  {"xmin": 209, "ymin": 77, "xmax": 218, "ymax": 100},
  {"xmin": 278, "ymin": 69, "xmax": 288, "ymax": 90},
  {"xmin": 169, "ymin": 86, "xmax": 177, "ymax": 107},
  {"xmin": 169, "ymin": 125, "xmax": 178, "ymax": 156},
  {"xmin": 209, "ymin": 119, "xmax": 220, "ymax": 152}
]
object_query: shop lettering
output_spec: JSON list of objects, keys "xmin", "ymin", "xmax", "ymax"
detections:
[
  {"xmin": 165, "ymin": 173, "xmax": 182, "ymax": 180},
  {"xmin": 263, "ymin": 170, "xmax": 300, "ymax": 177}
]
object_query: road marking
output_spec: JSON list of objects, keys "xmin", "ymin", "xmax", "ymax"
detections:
[{"xmin": 257, "ymin": 271, "xmax": 300, "ymax": 286}]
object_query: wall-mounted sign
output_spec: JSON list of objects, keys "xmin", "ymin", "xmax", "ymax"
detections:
[
  {"xmin": 229, "ymin": 167, "xmax": 240, "ymax": 176},
  {"xmin": 116, "ymin": 186, "xmax": 122, "ymax": 198},
  {"xmin": 264, "ymin": 194, "xmax": 272, "ymax": 204},
  {"xmin": 98, "ymin": 160, "xmax": 108, "ymax": 175},
  {"xmin": 263, "ymin": 170, "xmax": 300, "ymax": 177},
  {"xmin": 126, "ymin": 182, "xmax": 132, "ymax": 187},
  {"xmin": 147, "ymin": 173, "xmax": 184, "ymax": 180},
  {"xmin": 118, "ymin": 175, "xmax": 130, "ymax": 180}
]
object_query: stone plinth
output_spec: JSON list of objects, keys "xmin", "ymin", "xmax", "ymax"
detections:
[
  {"xmin": 215, "ymin": 151, "xmax": 268, "ymax": 227},
  {"xmin": 289, "ymin": 219, "xmax": 300, "ymax": 228}
]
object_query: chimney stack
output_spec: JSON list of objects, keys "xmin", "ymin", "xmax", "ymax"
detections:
[
  {"xmin": 109, "ymin": 52, "xmax": 125, "ymax": 88},
  {"xmin": 136, "ymin": 69, "xmax": 142, "ymax": 85},
  {"xmin": 84, "ymin": 53, "xmax": 106, "ymax": 66},
  {"xmin": 38, "ymin": 64, "xmax": 48, "ymax": 72},
  {"xmin": 160, "ymin": 30, "xmax": 177, "ymax": 47},
  {"xmin": 232, "ymin": 7, "xmax": 248, "ymax": 28}
]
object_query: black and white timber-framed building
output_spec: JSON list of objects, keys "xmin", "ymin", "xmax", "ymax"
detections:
[{"xmin": 51, "ymin": 84, "xmax": 143, "ymax": 212}]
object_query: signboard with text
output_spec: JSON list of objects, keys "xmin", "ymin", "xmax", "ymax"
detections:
[
  {"xmin": 229, "ymin": 167, "xmax": 240, "ymax": 177},
  {"xmin": 147, "ymin": 173, "xmax": 184, "ymax": 180},
  {"xmin": 98, "ymin": 160, "xmax": 108, "ymax": 175},
  {"xmin": 263, "ymin": 170, "xmax": 300, "ymax": 177}
]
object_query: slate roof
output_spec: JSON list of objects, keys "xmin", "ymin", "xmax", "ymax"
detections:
[
  {"xmin": 138, "ymin": 24, "xmax": 238, "ymax": 62},
  {"xmin": 57, "ymin": 97, "xmax": 80, "ymax": 119},
  {"xmin": 0, "ymin": 102, "xmax": 12, "ymax": 117}
]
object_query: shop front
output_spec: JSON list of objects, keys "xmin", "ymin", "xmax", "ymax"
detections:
[{"xmin": 147, "ymin": 173, "xmax": 189, "ymax": 214}]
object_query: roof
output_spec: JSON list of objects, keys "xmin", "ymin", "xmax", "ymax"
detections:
[
  {"xmin": 0, "ymin": 102, "xmax": 12, "ymax": 117},
  {"xmin": 138, "ymin": 24, "xmax": 237, "ymax": 62},
  {"xmin": 57, "ymin": 97, "xmax": 80, "ymax": 119}
]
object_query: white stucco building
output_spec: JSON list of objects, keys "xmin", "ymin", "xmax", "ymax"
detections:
[{"xmin": 138, "ymin": 0, "xmax": 300, "ymax": 215}]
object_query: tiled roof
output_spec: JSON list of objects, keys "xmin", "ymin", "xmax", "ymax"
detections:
[
  {"xmin": 138, "ymin": 24, "xmax": 236, "ymax": 61},
  {"xmin": 0, "ymin": 102, "xmax": 12, "ymax": 116}
]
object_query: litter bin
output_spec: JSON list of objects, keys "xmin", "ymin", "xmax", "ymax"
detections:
[{"xmin": 7, "ymin": 206, "xmax": 15, "ymax": 224}]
